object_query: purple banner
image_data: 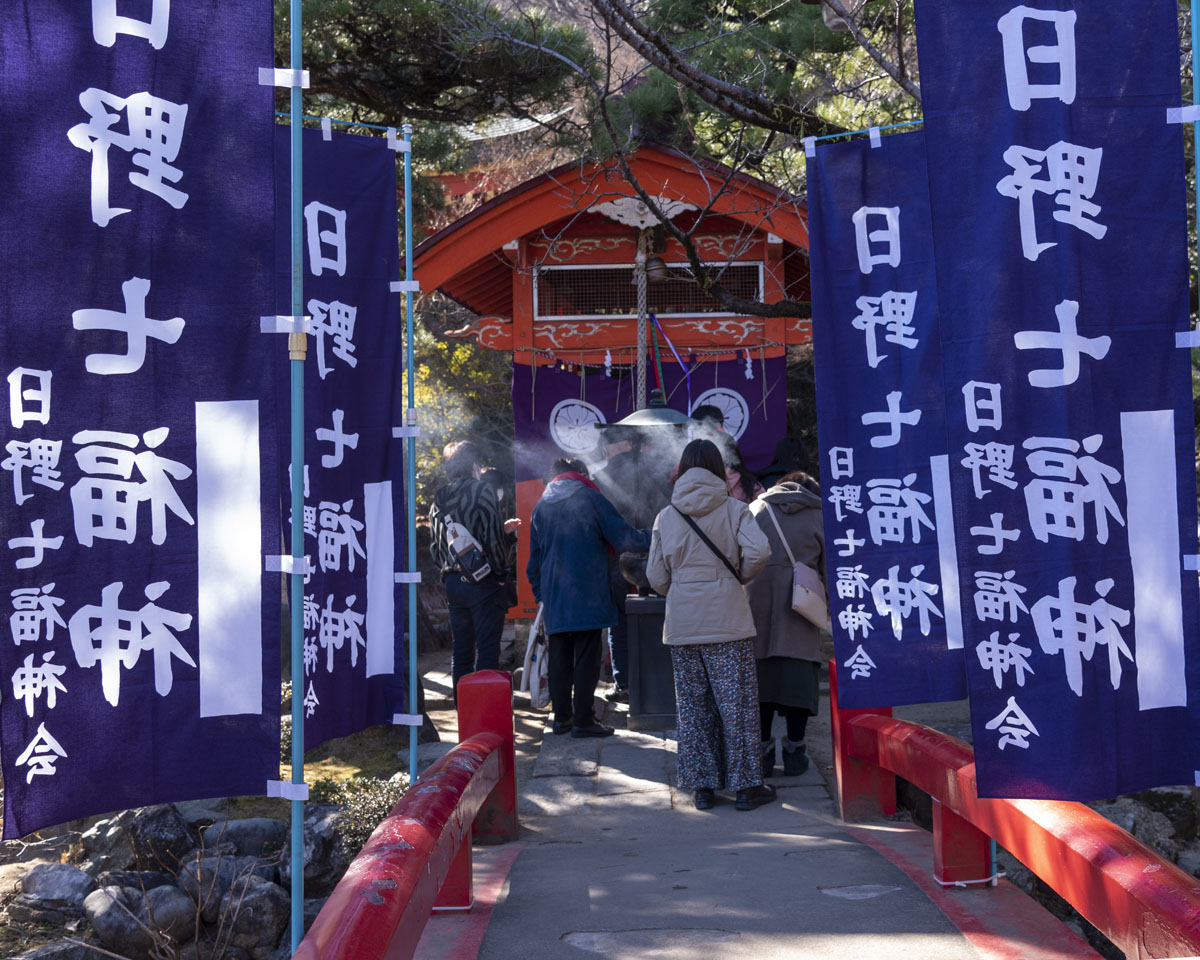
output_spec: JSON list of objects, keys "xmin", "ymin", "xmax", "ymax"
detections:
[
  {"xmin": 512, "ymin": 356, "xmax": 786, "ymax": 484},
  {"xmin": 808, "ymin": 131, "xmax": 967, "ymax": 708},
  {"xmin": 275, "ymin": 126, "xmax": 405, "ymax": 750},
  {"xmin": 0, "ymin": 3, "xmax": 279, "ymax": 837},
  {"xmin": 916, "ymin": 0, "xmax": 1200, "ymax": 798}
]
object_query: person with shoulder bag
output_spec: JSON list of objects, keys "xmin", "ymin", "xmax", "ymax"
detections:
[
  {"xmin": 646, "ymin": 439, "xmax": 773, "ymax": 812},
  {"xmin": 428, "ymin": 441, "xmax": 512, "ymax": 700},
  {"xmin": 747, "ymin": 471, "xmax": 828, "ymax": 780}
]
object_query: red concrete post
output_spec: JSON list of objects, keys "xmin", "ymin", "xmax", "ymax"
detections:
[
  {"xmin": 457, "ymin": 669, "xmax": 518, "ymax": 842},
  {"xmin": 828, "ymin": 659, "xmax": 897, "ymax": 820},
  {"xmin": 932, "ymin": 797, "xmax": 991, "ymax": 885}
]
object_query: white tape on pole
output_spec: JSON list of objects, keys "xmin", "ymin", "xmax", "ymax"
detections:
[
  {"xmin": 267, "ymin": 780, "xmax": 310, "ymax": 801},
  {"xmin": 265, "ymin": 555, "xmax": 311, "ymax": 575},
  {"xmin": 258, "ymin": 67, "xmax": 310, "ymax": 89},
  {"xmin": 387, "ymin": 127, "xmax": 412, "ymax": 153},
  {"xmin": 393, "ymin": 713, "xmax": 423, "ymax": 727},
  {"xmin": 1167, "ymin": 105, "xmax": 1200, "ymax": 124},
  {"xmin": 259, "ymin": 315, "xmax": 313, "ymax": 335}
]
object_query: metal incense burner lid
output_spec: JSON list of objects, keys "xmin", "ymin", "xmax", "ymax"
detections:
[{"xmin": 607, "ymin": 389, "xmax": 693, "ymax": 427}]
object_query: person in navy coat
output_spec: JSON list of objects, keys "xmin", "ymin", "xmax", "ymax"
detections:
[{"xmin": 527, "ymin": 458, "xmax": 650, "ymax": 737}]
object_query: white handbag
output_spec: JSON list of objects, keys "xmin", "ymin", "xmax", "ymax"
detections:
[
  {"xmin": 521, "ymin": 603, "xmax": 551, "ymax": 710},
  {"xmin": 763, "ymin": 502, "xmax": 831, "ymax": 632}
]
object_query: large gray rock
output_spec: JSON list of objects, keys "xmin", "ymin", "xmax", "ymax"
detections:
[
  {"xmin": 1129, "ymin": 786, "xmax": 1199, "ymax": 839},
  {"xmin": 179, "ymin": 855, "xmax": 237, "ymax": 924},
  {"xmin": 202, "ymin": 818, "xmax": 287, "ymax": 858},
  {"xmin": 84, "ymin": 883, "xmax": 199, "ymax": 960},
  {"xmin": 20, "ymin": 862, "xmax": 96, "ymax": 902},
  {"xmin": 278, "ymin": 804, "xmax": 351, "ymax": 897},
  {"xmin": 1176, "ymin": 840, "xmax": 1200, "ymax": 877},
  {"xmin": 268, "ymin": 895, "xmax": 329, "ymax": 960},
  {"xmin": 95, "ymin": 868, "xmax": 175, "ymax": 891},
  {"xmin": 139, "ymin": 883, "xmax": 197, "ymax": 945},
  {"xmin": 6, "ymin": 863, "xmax": 96, "ymax": 925},
  {"xmin": 177, "ymin": 942, "xmax": 250, "ymax": 960},
  {"xmin": 220, "ymin": 875, "xmax": 290, "ymax": 960},
  {"xmin": 11, "ymin": 940, "xmax": 100, "ymax": 960},
  {"xmin": 128, "ymin": 804, "xmax": 196, "ymax": 869},
  {"xmin": 234, "ymin": 855, "xmax": 278, "ymax": 883},
  {"xmin": 83, "ymin": 885, "xmax": 153, "ymax": 959},
  {"xmin": 1092, "ymin": 797, "xmax": 1179, "ymax": 860},
  {"xmin": 190, "ymin": 838, "xmax": 237, "ymax": 860},
  {"xmin": 80, "ymin": 811, "xmax": 136, "ymax": 874},
  {"xmin": 173, "ymin": 798, "xmax": 230, "ymax": 829}
]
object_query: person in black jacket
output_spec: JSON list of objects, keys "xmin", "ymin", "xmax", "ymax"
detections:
[{"xmin": 428, "ymin": 441, "xmax": 511, "ymax": 698}]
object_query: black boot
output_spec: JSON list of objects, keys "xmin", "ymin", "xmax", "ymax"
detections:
[
  {"xmin": 782, "ymin": 739, "xmax": 809, "ymax": 776},
  {"xmin": 760, "ymin": 739, "xmax": 775, "ymax": 780},
  {"xmin": 735, "ymin": 784, "xmax": 777, "ymax": 811}
]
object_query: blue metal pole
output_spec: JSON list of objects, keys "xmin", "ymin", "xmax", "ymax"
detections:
[
  {"xmin": 288, "ymin": 0, "xmax": 306, "ymax": 952},
  {"xmin": 1193, "ymin": 0, "xmax": 1200, "ymax": 286},
  {"xmin": 403, "ymin": 123, "xmax": 419, "ymax": 782}
]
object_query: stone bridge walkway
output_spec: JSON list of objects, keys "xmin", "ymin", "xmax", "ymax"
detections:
[{"xmin": 412, "ymin": 645, "xmax": 1103, "ymax": 960}]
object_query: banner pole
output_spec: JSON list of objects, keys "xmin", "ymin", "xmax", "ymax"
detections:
[
  {"xmin": 1193, "ymin": 0, "xmax": 1199, "ymax": 288},
  {"xmin": 288, "ymin": 0, "xmax": 306, "ymax": 952},
  {"xmin": 403, "ymin": 123, "xmax": 420, "ymax": 783}
]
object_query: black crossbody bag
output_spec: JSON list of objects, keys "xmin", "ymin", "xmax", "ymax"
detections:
[{"xmin": 672, "ymin": 506, "xmax": 742, "ymax": 581}]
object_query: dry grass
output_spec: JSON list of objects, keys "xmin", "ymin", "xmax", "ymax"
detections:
[{"xmin": 228, "ymin": 723, "xmax": 410, "ymax": 821}]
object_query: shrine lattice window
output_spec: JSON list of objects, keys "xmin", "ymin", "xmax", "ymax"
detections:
[{"xmin": 533, "ymin": 262, "xmax": 763, "ymax": 320}]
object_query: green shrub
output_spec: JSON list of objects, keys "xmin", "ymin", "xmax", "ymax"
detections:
[
  {"xmin": 339, "ymin": 777, "xmax": 410, "ymax": 852},
  {"xmin": 305, "ymin": 775, "xmax": 411, "ymax": 855}
]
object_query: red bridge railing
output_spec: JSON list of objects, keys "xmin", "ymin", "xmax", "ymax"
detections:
[
  {"xmin": 295, "ymin": 669, "xmax": 517, "ymax": 960},
  {"xmin": 830, "ymin": 661, "xmax": 1200, "ymax": 960}
]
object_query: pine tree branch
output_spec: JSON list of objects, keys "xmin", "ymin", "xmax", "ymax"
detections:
[
  {"xmin": 820, "ymin": 0, "xmax": 921, "ymax": 103},
  {"xmin": 588, "ymin": 0, "xmax": 846, "ymax": 139}
]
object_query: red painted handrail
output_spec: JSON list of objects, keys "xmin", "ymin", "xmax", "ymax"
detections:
[
  {"xmin": 294, "ymin": 733, "xmax": 503, "ymax": 960},
  {"xmin": 830, "ymin": 662, "xmax": 1200, "ymax": 960},
  {"xmin": 296, "ymin": 669, "xmax": 519, "ymax": 960}
]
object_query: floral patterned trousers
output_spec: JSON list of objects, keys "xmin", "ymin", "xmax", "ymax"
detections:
[{"xmin": 671, "ymin": 638, "xmax": 762, "ymax": 792}]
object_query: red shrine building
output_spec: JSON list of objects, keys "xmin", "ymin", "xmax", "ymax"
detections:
[{"xmin": 415, "ymin": 145, "xmax": 812, "ymax": 615}]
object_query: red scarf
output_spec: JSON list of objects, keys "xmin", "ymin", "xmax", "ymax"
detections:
[
  {"xmin": 554, "ymin": 471, "xmax": 600, "ymax": 492},
  {"xmin": 551, "ymin": 472, "xmax": 615, "ymax": 555}
]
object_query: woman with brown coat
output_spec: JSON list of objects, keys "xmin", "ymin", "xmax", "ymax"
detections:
[{"xmin": 747, "ymin": 472, "xmax": 827, "ymax": 779}]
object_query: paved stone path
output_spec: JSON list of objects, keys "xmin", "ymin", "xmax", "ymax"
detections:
[{"xmin": 413, "ymin": 656, "xmax": 1100, "ymax": 960}]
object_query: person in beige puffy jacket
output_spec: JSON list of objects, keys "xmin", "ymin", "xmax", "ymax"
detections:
[{"xmin": 647, "ymin": 439, "xmax": 773, "ymax": 812}]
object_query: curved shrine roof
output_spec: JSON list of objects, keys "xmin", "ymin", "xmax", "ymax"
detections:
[{"xmin": 414, "ymin": 145, "xmax": 810, "ymax": 320}]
